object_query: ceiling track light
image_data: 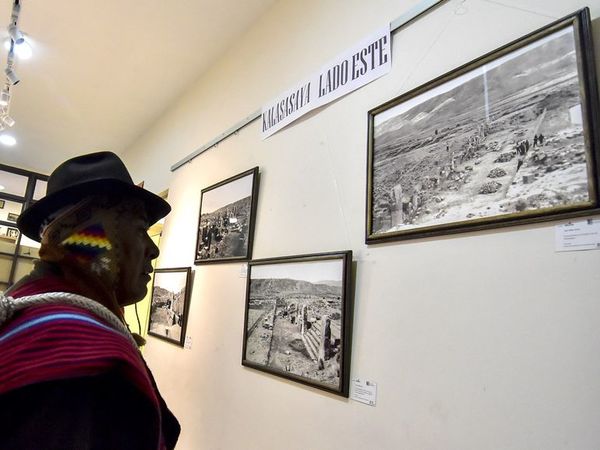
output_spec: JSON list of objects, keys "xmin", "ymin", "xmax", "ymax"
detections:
[
  {"xmin": 5, "ymin": 66, "xmax": 19, "ymax": 85},
  {"xmin": 0, "ymin": 89, "xmax": 10, "ymax": 106},
  {"xmin": 1, "ymin": 114, "xmax": 15, "ymax": 127},
  {"xmin": 8, "ymin": 23, "xmax": 23, "ymax": 45},
  {"xmin": 2, "ymin": 0, "xmax": 26, "ymax": 130},
  {"xmin": 8, "ymin": 1, "xmax": 22, "ymax": 42}
]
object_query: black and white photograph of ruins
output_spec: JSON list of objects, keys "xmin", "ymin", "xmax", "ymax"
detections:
[
  {"xmin": 243, "ymin": 256, "xmax": 348, "ymax": 393},
  {"xmin": 369, "ymin": 24, "xmax": 596, "ymax": 240},
  {"xmin": 148, "ymin": 268, "xmax": 191, "ymax": 346},
  {"xmin": 196, "ymin": 168, "xmax": 257, "ymax": 263}
]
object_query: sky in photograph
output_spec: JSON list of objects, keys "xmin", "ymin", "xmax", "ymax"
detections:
[
  {"xmin": 201, "ymin": 172, "xmax": 253, "ymax": 214},
  {"xmin": 251, "ymin": 258, "xmax": 344, "ymax": 283},
  {"xmin": 374, "ymin": 26, "xmax": 574, "ymax": 126},
  {"xmin": 154, "ymin": 271, "xmax": 188, "ymax": 294}
]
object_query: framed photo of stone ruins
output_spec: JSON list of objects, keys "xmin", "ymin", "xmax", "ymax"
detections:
[
  {"xmin": 242, "ymin": 251, "xmax": 353, "ymax": 397},
  {"xmin": 195, "ymin": 167, "xmax": 259, "ymax": 264},
  {"xmin": 366, "ymin": 8, "xmax": 600, "ymax": 243},
  {"xmin": 148, "ymin": 267, "xmax": 192, "ymax": 347}
]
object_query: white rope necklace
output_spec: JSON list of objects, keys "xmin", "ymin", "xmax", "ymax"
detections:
[{"xmin": 0, "ymin": 291, "xmax": 138, "ymax": 348}]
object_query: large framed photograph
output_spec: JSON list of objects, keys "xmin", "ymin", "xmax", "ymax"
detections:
[
  {"xmin": 367, "ymin": 8, "xmax": 600, "ymax": 243},
  {"xmin": 242, "ymin": 251, "xmax": 353, "ymax": 397},
  {"xmin": 147, "ymin": 267, "xmax": 192, "ymax": 347},
  {"xmin": 195, "ymin": 167, "xmax": 259, "ymax": 264}
]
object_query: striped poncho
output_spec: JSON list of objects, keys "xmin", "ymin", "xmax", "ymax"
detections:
[{"xmin": 0, "ymin": 275, "xmax": 180, "ymax": 450}]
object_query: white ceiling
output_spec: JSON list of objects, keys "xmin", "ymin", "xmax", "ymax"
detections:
[{"xmin": 0, "ymin": 0, "xmax": 276, "ymax": 175}]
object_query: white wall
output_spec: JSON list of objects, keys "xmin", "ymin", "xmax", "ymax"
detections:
[{"xmin": 122, "ymin": 0, "xmax": 600, "ymax": 449}]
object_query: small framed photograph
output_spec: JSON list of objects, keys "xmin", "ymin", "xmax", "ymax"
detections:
[
  {"xmin": 366, "ymin": 8, "xmax": 600, "ymax": 243},
  {"xmin": 242, "ymin": 251, "xmax": 354, "ymax": 397},
  {"xmin": 195, "ymin": 167, "xmax": 259, "ymax": 264},
  {"xmin": 7, "ymin": 213, "xmax": 18, "ymax": 222},
  {"xmin": 0, "ymin": 200, "xmax": 4, "ymax": 209},
  {"xmin": 147, "ymin": 267, "xmax": 192, "ymax": 347},
  {"xmin": 6, "ymin": 227, "xmax": 19, "ymax": 238}
]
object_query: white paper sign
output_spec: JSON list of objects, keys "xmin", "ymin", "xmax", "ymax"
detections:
[
  {"xmin": 239, "ymin": 263, "xmax": 248, "ymax": 278},
  {"xmin": 555, "ymin": 219, "xmax": 600, "ymax": 252},
  {"xmin": 184, "ymin": 335, "xmax": 193, "ymax": 349},
  {"xmin": 314, "ymin": 26, "xmax": 391, "ymax": 106},
  {"xmin": 261, "ymin": 78, "xmax": 312, "ymax": 139},
  {"xmin": 351, "ymin": 378, "xmax": 377, "ymax": 406},
  {"xmin": 261, "ymin": 25, "xmax": 391, "ymax": 139}
]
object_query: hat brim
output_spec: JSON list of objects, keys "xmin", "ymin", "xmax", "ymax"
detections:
[{"xmin": 18, "ymin": 179, "xmax": 171, "ymax": 241}]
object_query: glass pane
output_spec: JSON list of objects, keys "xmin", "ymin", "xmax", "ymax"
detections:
[
  {"xmin": 0, "ymin": 254, "xmax": 13, "ymax": 283},
  {"xmin": 33, "ymin": 179, "xmax": 48, "ymax": 200},
  {"xmin": 13, "ymin": 257, "xmax": 34, "ymax": 281},
  {"xmin": 0, "ymin": 199, "xmax": 23, "ymax": 223},
  {"xmin": 0, "ymin": 170, "xmax": 28, "ymax": 197},
  {"xmin": 19, "ymin": 235, "xmax": 40, "ymax": 258}
]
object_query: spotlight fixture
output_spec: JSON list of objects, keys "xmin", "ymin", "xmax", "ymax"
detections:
[
  {"xmin": 8, "ymin": 1, "xmax": 23, "ymax": 44},
  {"xmin": 7, "ymin": 23, "xmax": 23, "ymax": 45},
  {"xmin": 0, "ymin": 114, "xmax": 15, "ymax": 127},
  {"xmin": 4, "ymin": 38, "xmax": 32, "ymax": 60},
  {"xmin": 1, "ymin": 0, "xmax": 26, "ymax": 132},
  {"xmin": 4, "ymin": 67, "xmax": 19, "ymax": 85},
  {"xmin": 0, "ymin": 90, "xmax": 10, "ymax": 106}
]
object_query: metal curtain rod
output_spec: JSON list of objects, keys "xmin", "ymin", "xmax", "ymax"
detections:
[{"xmin": 170, "ymin": 0, "xmax": 446, "ymax": 172}]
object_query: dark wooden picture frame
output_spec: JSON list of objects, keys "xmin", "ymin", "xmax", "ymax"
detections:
[
  {"xmin": 147, "ymin": 267, "xmax": 192, "ymax": 347},
  {"xmin": 242, "ymin": 251, "xmax": 354, "ymax": 397},
  {"xmin": 194, "ymin": 167, "xmax": 259, "ymax": 264},
  {"xmin": 6, "ymin": 227, "xmax": 18, "ymax": 238},
  {"xmin": 367, "ymin": 8, "xmax": 600, "ymax": 243}
]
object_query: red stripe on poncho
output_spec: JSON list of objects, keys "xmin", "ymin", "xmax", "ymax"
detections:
[{"xmin": 0, "ymin": 277, "xmax": 166, "ymax": 449}]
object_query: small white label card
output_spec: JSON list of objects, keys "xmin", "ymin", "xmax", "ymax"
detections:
[
  {"xmin": 184, "ymin": 335, "xmax": 193, "ymax": 350},
  {"xmin": 351, "ymin": 378, "xmax": 377, "ymax": 406},
  {"xmin": 555, "ymin": 219, "xmax": 600, "ymax": 252},
  {"xmin": 239, "ymin": 263, "xmax": 248, "ymax": 278}
]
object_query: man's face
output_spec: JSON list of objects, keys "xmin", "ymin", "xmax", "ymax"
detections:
[{"xmin": 113, "ymin": 209, "xmax": 159, "ymax": 306}]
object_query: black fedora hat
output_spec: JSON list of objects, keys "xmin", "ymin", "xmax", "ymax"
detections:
[{"xmin": 18, "ymin": 151, "xmax": 171, "ymax": 241}]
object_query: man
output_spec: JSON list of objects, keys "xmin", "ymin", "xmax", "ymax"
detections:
[{"xmin": 0, "ymin": 152, "xmax": 180, "ymax": 449}]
